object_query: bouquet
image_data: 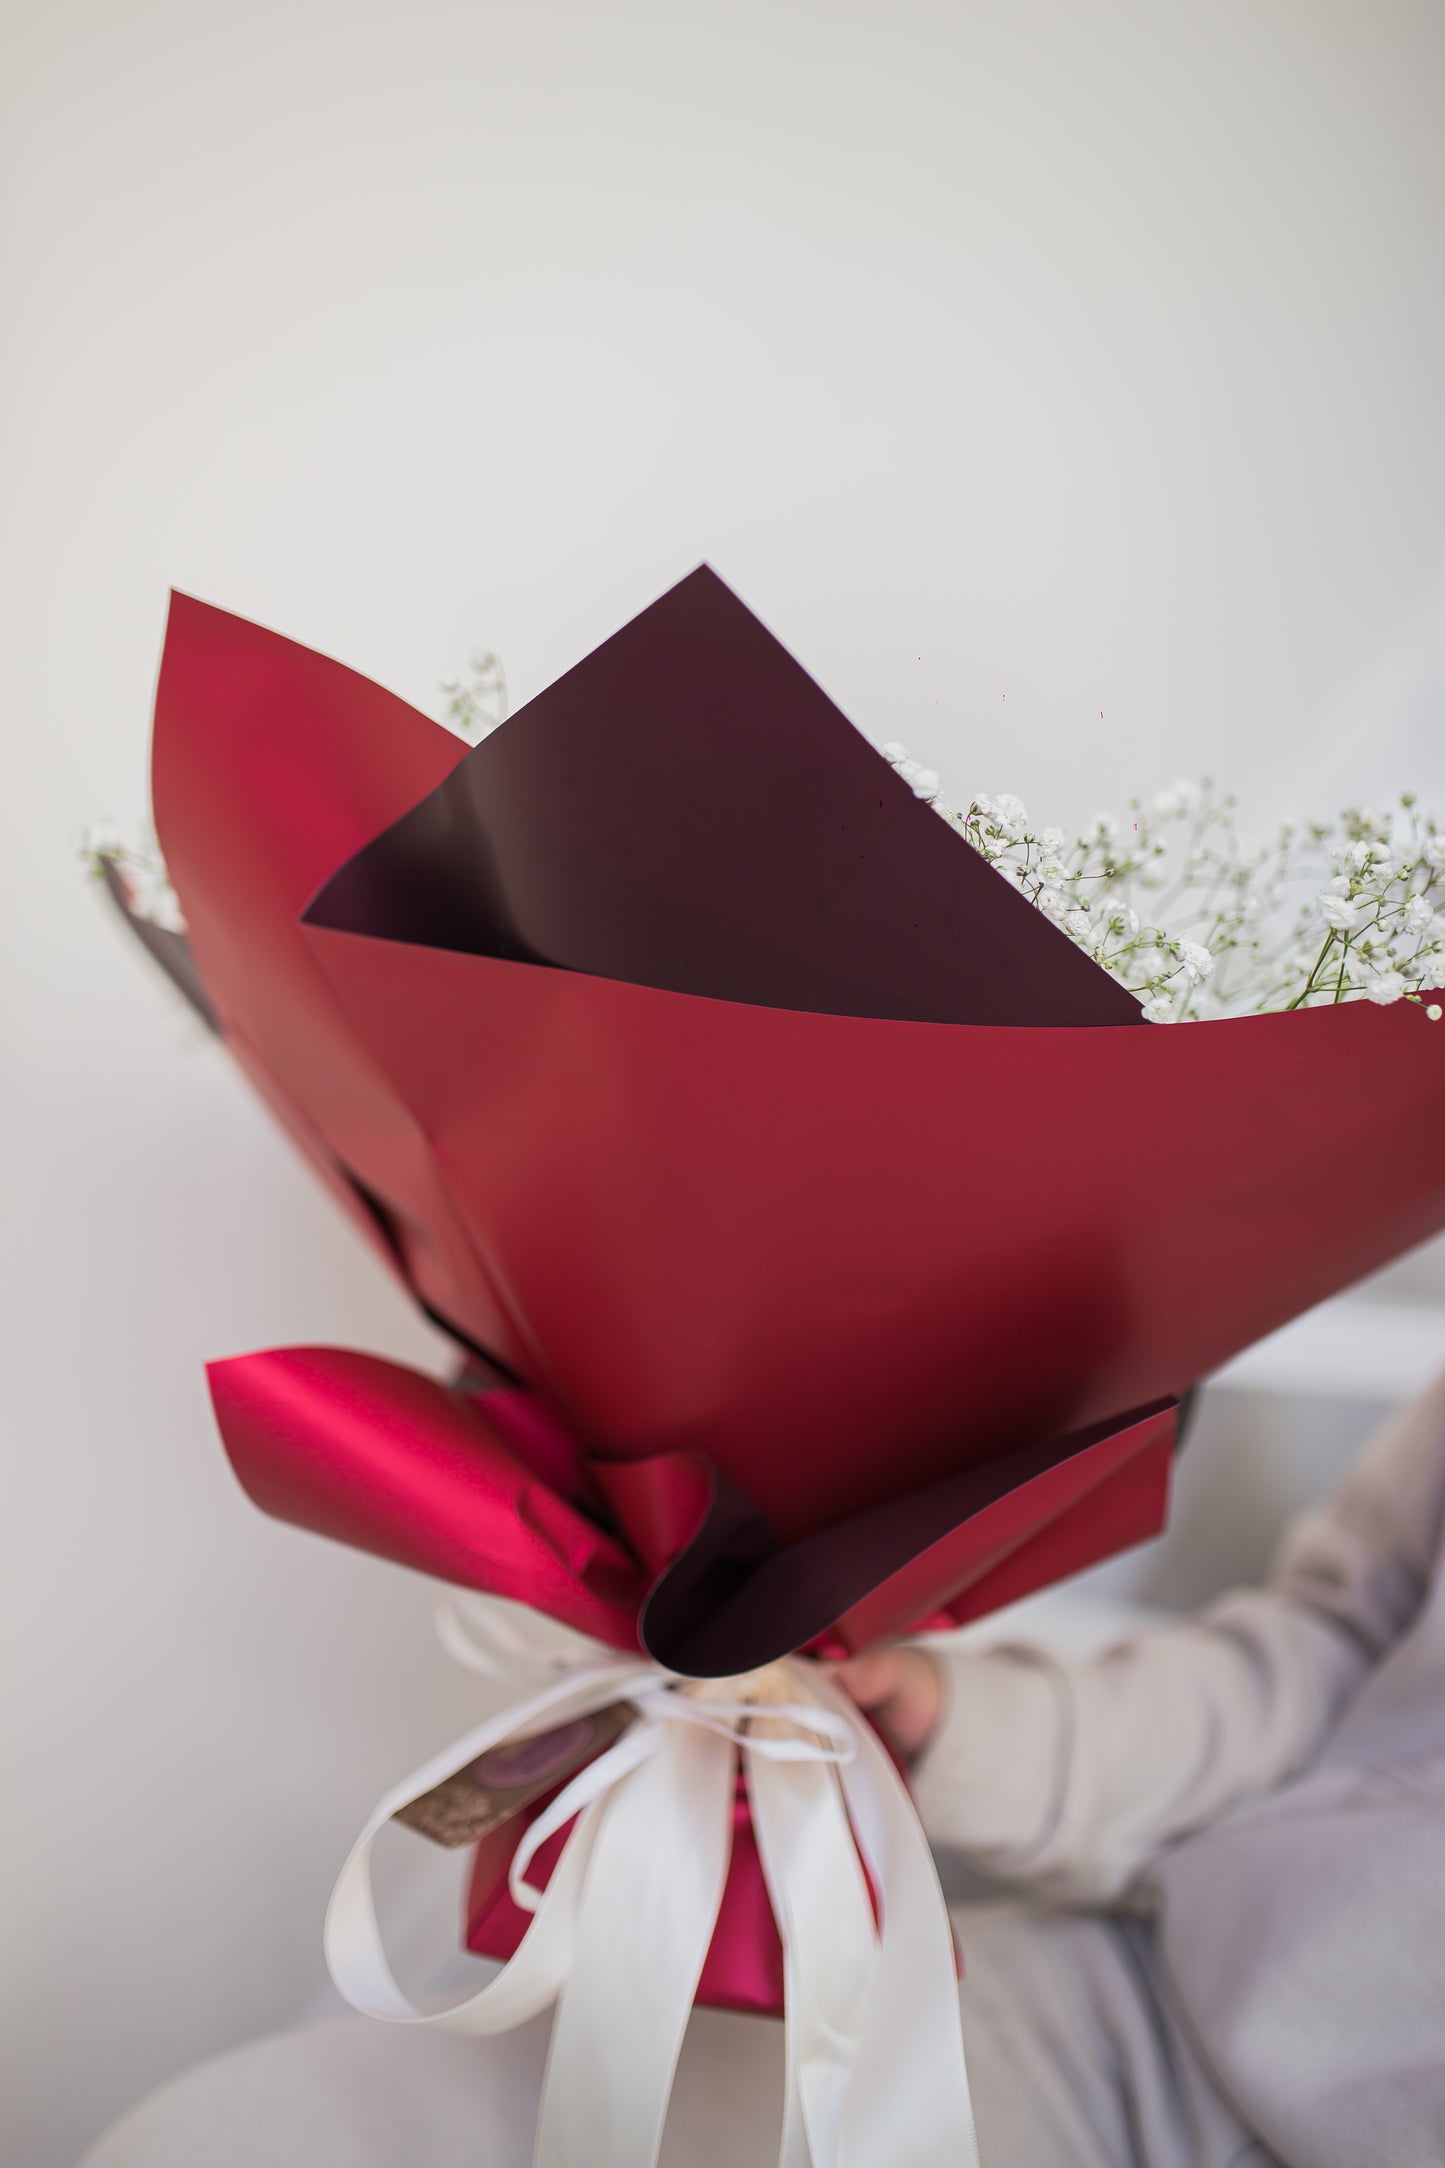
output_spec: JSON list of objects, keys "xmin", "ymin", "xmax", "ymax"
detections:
[{"xmin": 102, "ymin": 567, "xmax": 1445, "ymax": 2168}]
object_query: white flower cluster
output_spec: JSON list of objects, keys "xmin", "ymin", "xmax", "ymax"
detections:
[
  {"xmin": 83, "ymin": 687, "xmax": 1445, "ymax": 1034},
  {"xmin": 80, "ymin": 821, "xmax": 187, "ymax": 934},
  {"xmin": 883, "ymin": 750, "xmax": 1445, "ymax": 1024}
]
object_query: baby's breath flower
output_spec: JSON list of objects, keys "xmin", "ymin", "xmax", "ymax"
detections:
[
  {"xmin": 81, "ymin": 824, "xmax": 187, "ymax": 933},
  {"xmin": 82, "ymin": 817, "xmax": 125, "ymax": 858},
  {"xmin": 889, "ymin": 746, "xmax": 1444, "ymax": 1023},
  {"xmin": 1320, "ymin": 892, "xmax": 1367, "ymax": 933},
  {"xmin": 440, "ymin": 651, "xmax": 507, "ymax": 743}
]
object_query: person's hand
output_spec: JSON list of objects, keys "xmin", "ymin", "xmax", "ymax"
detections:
[{"xmin": 831, "ymin": 1645, "xmax": 944, "ymax": 1759}]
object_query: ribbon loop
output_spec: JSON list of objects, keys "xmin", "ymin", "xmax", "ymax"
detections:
[{"xmin": 325, "ymin": 1598, "xmax": 980, "ymax": 2168}]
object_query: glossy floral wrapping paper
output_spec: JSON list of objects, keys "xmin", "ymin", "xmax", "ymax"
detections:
[{"xmin": 109, "ymin": 565, "xmax": 1445, "ymax": 2019}]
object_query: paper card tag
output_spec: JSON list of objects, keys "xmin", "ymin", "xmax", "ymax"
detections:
[{"xmin": 392, "ymin": 1702, "xmax": 635, "ymax": 1849}]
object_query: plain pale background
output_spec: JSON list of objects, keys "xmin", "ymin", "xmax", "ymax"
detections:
[{"xmin": 4, "ymin": 3, "xmax": 1445, "ymax": 2162}]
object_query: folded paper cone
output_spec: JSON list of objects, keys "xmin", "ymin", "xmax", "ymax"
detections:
[{"xmin": 109, "ymin": 565, "xmax": 1445, "ymax": 2019}]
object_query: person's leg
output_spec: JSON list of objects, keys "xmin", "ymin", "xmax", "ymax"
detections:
[
  {"xmin": 955, "ymin": 1903, "xmax": 1275, "ymax": 2168},
  {"xmin": 77, "ymin": 2000, "xmax": 787, "ymax": 2168},
  {"xmin": 81, "ymin": 1903, "xmax": 1272, "ymax": 2168}
]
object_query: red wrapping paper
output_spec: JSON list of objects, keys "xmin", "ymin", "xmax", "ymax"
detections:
[{"xmin": 110, "ymin": 565, "xmax": 1445, "ymax": 2015}]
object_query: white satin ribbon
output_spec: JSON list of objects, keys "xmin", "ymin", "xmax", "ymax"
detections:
[{"xmin": 325, "ymin": 1597, "xmax": 980, "ymax": 2168}]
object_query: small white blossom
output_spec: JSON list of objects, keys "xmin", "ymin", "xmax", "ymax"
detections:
[
  {"xmin": 1152, "ymin": 779, "xmax": 1199, "ymax": 819},
  {"xmin": 1320, "ymin": 892, "xmax": 1367, "ymax": 932},
  {"xmin": 881, "ymin": 741, "xmax": 910, "ymax": 763},
  {"xmin": 1425, "ymin": 833, "xmax": 1445, "ymax": 868},
  {"xmin": 1176, "ymin": 938, "xmax": 1214, "ymax": 983},
  {"xmin": 1429, "ymin": 1005, "xmax": 1443, "ymax": 1022},
  {"xmin": 1141, "ymin": 989, "xmax": 1175, "ymax": 1023},
  {"xmin": 82, "ymin": 818, "xmax": 125, "ymax": 856},
  {"xmin": 125, "ymin": 862, "xmax": 187, "ymax": 933},
  {"xmin": 1039, "ymin": 826, "xmax": 1066, "ymax": 853},
  {"xmin": 1364, "ymin": 969, "xmax": 1407, "ymax": 1005}
]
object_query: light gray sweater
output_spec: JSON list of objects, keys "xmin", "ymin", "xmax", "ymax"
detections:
[{"xmin": 912, "ymin": 1369, "xmax": 1445, "ymax": 2168}]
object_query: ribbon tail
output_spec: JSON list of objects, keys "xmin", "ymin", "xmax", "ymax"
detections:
[
  {"xmin": 533, "ymin": 1718, "xmax": 738, "ymax": 2168},
  {"xmin": 747, "ymin": 1725, "xmax": 878, "ymax": 2168},
  {"xmin": 808, "ymin": 1671, "xmax": 982, "ymax": 2168}
]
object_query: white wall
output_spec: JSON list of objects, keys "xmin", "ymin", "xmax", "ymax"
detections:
[{"xmin": 4, "ymin": 3, "xmax": 1445, "ymax": 2161}]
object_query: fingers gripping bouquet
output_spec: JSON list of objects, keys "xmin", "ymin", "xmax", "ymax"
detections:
[{"xmin": 109, "ymin": 569, "xmax": 1445, "ymax": 2167}]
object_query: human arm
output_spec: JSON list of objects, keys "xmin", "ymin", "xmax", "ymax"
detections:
[{"xmin": 846, "ymin": 1368, "xmax": 1445, "ymax": 1904}]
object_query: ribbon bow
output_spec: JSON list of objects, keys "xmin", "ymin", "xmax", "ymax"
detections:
[{"xmin": 326, "ymin": 1599, "xmax": 980, "ymax": 2168}]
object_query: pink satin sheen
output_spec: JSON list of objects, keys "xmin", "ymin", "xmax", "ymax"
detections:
[
  {"xmin": 206, "ymin": 1345, "xmax": 1178, "ymax": 1662},
  {"xmin": 208, "ymin": 1349, "xmax": 645, "ymax": 1649}
]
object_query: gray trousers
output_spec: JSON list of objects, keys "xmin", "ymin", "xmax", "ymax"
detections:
[
  {"xmin": 956, "ymin": 1904, "xmax": 1274, "ymax": 2168},
  {"xmin": 81, "ymin": 1903, "xmax": 1275, "ymax": 2168}
]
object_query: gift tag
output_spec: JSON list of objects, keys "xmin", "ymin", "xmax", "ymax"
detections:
[{"xmin": 393, "ymin": 1702, "xmax": 635, "ymax": 1849}]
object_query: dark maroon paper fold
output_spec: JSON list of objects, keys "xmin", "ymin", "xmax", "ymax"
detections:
[{"xmin": 305, "ymin": 566, "xmax": 1142, "ymax": 1030}]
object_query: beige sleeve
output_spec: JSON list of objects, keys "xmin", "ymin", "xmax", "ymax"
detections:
[{"xmin": 909, "ymin": 1365, "xmax": 1445, "ymax": 1905}]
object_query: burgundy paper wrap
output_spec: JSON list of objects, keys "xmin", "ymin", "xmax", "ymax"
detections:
[{"xmin": 111, "ymin": 566, "xmax": 1445, "ymax": 2013}]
